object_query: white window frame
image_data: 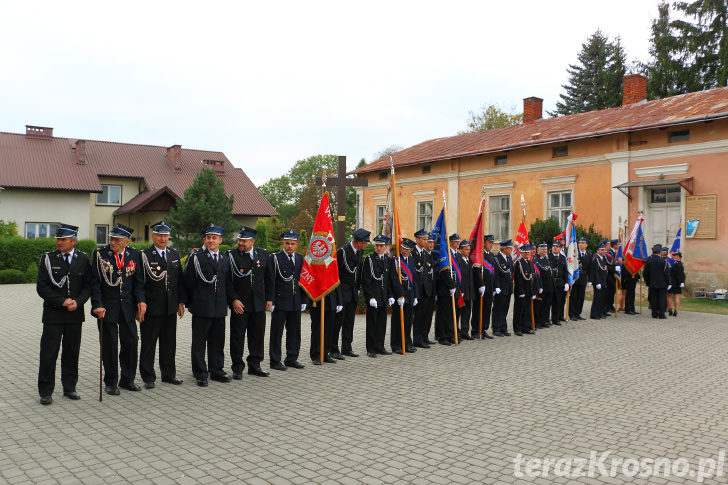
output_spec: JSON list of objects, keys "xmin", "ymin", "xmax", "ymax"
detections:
[
  {"xmin": 96, "ymin": 185, "xmax": 122, "ymax": 206},
  {"xmin": 488, "ymin": 194, "xmax": 511, "ymax": 241},
  {"xmin": 415, "ymin": 200, "xmax": 434, "ymax": 232},
  {"xmin": 375, "ymin": 204, "xmax": 386, "ymax": 233},
  {"xmin": 95, "ymin": 224, "xmax": 109, "ymax": 245},
  {"xmin": 546, "ymin": 189, "xmax": 573, "ymax": 229},
  {"xmin": 25, "ymin": 222, "xmax": 60, "ymax": 239}
]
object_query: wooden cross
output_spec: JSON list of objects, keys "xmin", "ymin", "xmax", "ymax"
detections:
[{"xmin": 315, "ymin": 155, "xmax": 368, "ymax": 248}]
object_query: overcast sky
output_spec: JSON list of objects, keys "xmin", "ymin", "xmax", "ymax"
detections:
[{"xmin": 1, "ymin": 1, "xmax": 662, "ymax": 186}]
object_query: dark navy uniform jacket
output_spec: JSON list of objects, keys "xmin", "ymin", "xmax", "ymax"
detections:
[
  {"xmin": 226, "ymin": 246, "xmax": 274, "ymax": 313},
  {"xmin": 412, "ymin": 247, "xmax": 435, "ymax": 298},
  {"xmin": 390, "ymin": 254, "xmax": 418, "ymax": 304},
  {"xmin": 268, "ymin": 250, "xmax": 303, "ymax": 312},
  {"xmin": 456, "ymin": 252, "xmax": 474, "ymax": 301},
  {"xmin": 534, "ymin": 254, "xmax": 554, "ymax": 294},
  {"xmin": 37, "ymin": 249, "xmax": 92, "ymax": 324},
  {"xmin": 141, "ymin": 246, "xmax": 186, "ymax": 317},
  {"xmin": 643, "ymin": 254, "xmax": 671, "ymax": 289},
  {"xmin": 337, "ymin": 243, "xmax": 363, "ymax": 304},
  {"xmin": 90, "ymin": 245, "xmax": 145, "ymax": 323},
  {"xmin": 575, "ymin": 250, "xmax": 592, "ymax": 286},
  {"xmin": 494, "ymin": 252, "xmax": 514, "ymax": 295},
  {"xmin": 362, "ymin": 253, "xmax": 397, "ymax": 306},
  {"xmin": 590, "ymin": 254, "xmax": 608, "ymax": 287},
  {"xmin": 184, "ymin": 247, "xmax": 229, "ymax": 319}
]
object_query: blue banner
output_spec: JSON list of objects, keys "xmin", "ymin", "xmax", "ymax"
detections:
[{"xmin": 430, "ymin": 208, "xmax": 449, "ymax": 272}]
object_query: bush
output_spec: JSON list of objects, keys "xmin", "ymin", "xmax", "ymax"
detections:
[
  {"xmin": 528, "ymin": 218, "xmax": 606, "ymax": 252},
  {"xmin": 25, "ymin": 261, "xmax": 38, "ymax": 283},
  {"xmin": 0, "ymin": 269, "xmax": 27, "ymax": 284},
  {"xmin": 0, "ymin": 238, "xmax": 99, "ymax": 272}
]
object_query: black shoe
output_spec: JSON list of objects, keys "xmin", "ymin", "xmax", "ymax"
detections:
[
  {"xmin": 559, "ymin": 318, "xmax": 567, "ymax": 322},
  {"xmin": 502, "ymin": 332, "xmax": 511, "ymax": 336},
  {"xmin": 144, "ymin": 381, "xmax": 155, "ymax": 389},
  {"xmin": 668, "ymin": 309, "xmax": 673, "ymax": 316},
  {"xmin": 270, "ymin": 361, "xmax": 287, "ymax": 371},
  {"xmin": 461, "ymin": 334, "xmax": 474, "ymax": 341},
  {"xmin": 673, "ymin": 311, "xmax": 678, "ymax": 317},
  {"xmin": 161, "ymin": 377, "xmax": 183, "ymax": 385},
  {"xmin": 343, "ymin": 351, "xmax": 359, "ymax": 357},
  {"xmin": 40, "ymin": 395, "xmax": 53, "ymax": 405},
  {"xmin": 525, "ymin": 330, "xmax": 535, "ymax": 335},
  {"xmin": 63, "ymin": 391, "xmax": 81, "ymax": 400},
  {"xmin": 330, "ymin": 352, "xmax": 346, "ymax": 360},
  {"xmin": 515, "ymin": 332, "xmax": 523, "ymax": 336},
  {"xmin": 438, "ymin": 340, "xmax": 452, "ymax": 346},
  {"xmin": 323, "ymin": 357, "xmax": 336, "ymax": 363},
  {"xmin": 391, "ymin": 348, "xmax": 403, "ymax": 354},
  {"xmin": 105, "ymin": 385, "xmax": 120, "ymax": 395},
  {"xmin": 119, "ymin": 382, "xmax": 141, "ymax": 392},
  {"xmin": 312, "ymin": 359, "xmax": 323, "ymax": 365},
  {"xmin": 482, "ymin": 332, "xmax": 494, "ymax": 339},
  {"xmin": 196, "ymin": 379, "xmax": 208, "ymax": 387},
  {"xmin": 543, "ymin": 323, "xmax": 551, "ymax": 328},
  {"xmin": 232, "ymin": 372, "xmax": 243, "ymax": 380},
  {"xmin": 248, "ymin": 367, "xmax": 270, "ymax": 376},
  {"xmin": 378, "ymin": 350, "xmax": 392, "ymax": 355},
  {"xmin": 626, "ymin": 311, "xmax": 637, "ymax": 315},
  {"xmin": 414, "ymin": 343, "xmax": 429, "ymax": 349},
  {"xmin": 619, "ymin": 308, "xmax": 626, "ymax": 313},
  {"xmin": 427, "ymin": 339, "xmax": 437, "ymax": 345},
  {"xmin": 552, "ymin": 322, "xmax": 562, "ymax": 326},
  {"xmin": 367, "ymin": 352, "xmax": 377, "ymax": 358},
  {"xmin": 659, "ymin": 315, "xmax": 667, "ymax": 319},
  {"xmin": 494, "ymin": 332, "xmax": 504, "ymax": 337},
  {"xmin": 284, "ymin": 361, "xmax": 305, "ymax": 369},
  {"xmin": 211, "ymin": 374, "xmax": 232, "ymax": 382},
  {"xmin": 590, "ymin": 316, "xmax": 601, "ymax": 320},
  {"xmin": 406, "ymin": 347, "xmax": 417, "ymax": 353}
]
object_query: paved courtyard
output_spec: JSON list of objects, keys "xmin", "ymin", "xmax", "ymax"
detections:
[{"xmin": 2, "ymin": 283, "xmax": 728, "ymax": 484}]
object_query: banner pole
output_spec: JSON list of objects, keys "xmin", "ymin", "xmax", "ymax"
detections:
[
  {"xmin": 479, "ymin": 191, "xmax": 485, "ymax": 339},
  {"xmin": 443, "ymin": 191, "xmax": 458, "ymax": 345},
  {"xmin": 320, "ymin": 295, "xmax": 325, "ymax": 362},
  {"xmin": 98, "ymin": 316, "xmax": 103, "ymax": 402},
  {"xmin": 389, "ymin": 157, "xmax": 406, "ymax": 355}
]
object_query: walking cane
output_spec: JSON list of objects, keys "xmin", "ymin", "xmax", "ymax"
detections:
[{"xmin": 98, "ymin": 316, "xmax": 104, "ymax": 402}]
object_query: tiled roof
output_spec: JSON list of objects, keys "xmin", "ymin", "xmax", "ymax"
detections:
[
  {"xmin": 113, "ymin": 186, "xmax": 179, "ymax": 216},
  {"xmin": 355, "ymin": 86, "xmax": 728, "ymax": 174},
  {"xmin": 0, "ymin": 131, "xmax": 276, "ymax": 217}
]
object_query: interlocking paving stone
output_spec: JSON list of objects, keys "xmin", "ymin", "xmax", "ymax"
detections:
[{"xmin": 3, "ymin": 283, "xmax": 728, "ymax": 483}]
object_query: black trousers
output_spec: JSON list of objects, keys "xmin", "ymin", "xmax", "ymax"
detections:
[
  {"xmin": 571, "ymin": 284, "xmax": 586, "ymax": 317},
  {"xmin": 191, "ymin": 315, "xmax": 226, "ymax": 380},
  {"xmin": 38, "ymin": 322, "xmax": 82, "ymax": 396},
  {"xmin": 99, "ymin": 318, "xmax": 138, "ymax": 386},
  {"xmin": 230, "ymin": 310, "xmax": 265, "ymax": 372},
  {"xmin": 606, "ymin": 276, "xmax": 616, "ymax": 311},
  {"xmin": 650, "ymin": 287, "xmax": 667, "ymax": 317},
  {"xmin": 492, "ymin": 292, "xmax": 511, "ymax": 333},
  {"xmin": 551, "ymin": 286, "xmax": 564, "ymax": 324},
  {"xmin": 269, "ymin": 309, "xmax": 301, "ymax": 364},
  {"xmin": 590, "ymin": 287, "xmax": 604, "ymax": 318},
  {"xmin": 139, "ymin": 313, "xmax": 177, "ymax": 383},
  {"xmin": 390, "ymin": 303, "xmax": 414, "ymax": 352},
  {"xmin": 513, "ymin": 295, "xmax": 533, "ymax": 333},
  {"xmin": 458, "ymin": 300, "xmax": 473, "ymax": 337},
  {"xmin": 625, "ymin": 283, "xmax": 637, "ymax": 312},
  {"xmin": 435, "ymin": 294, "xmax": 456, "ymax": 342},
  {"xmin": 413, "ymin": 296, "xmax": 433, "ymax": 345},
  {"xmin": 471, "ymin": 292, "xmax": 493, "ymax": 335},
  {"xmin": 309, "ymin": 306, "xmax": 334, "ymax": 361},
  {"xmin": 332, "ymin": 301, "xmax": 357, "ymax": 354},
  {"xmin": 365, "ymin": 304, "xmax": 388, "ymax": 353},
  {"xmin": 536, "ymin": 292, "xmax": 553, "ymax": 326}
]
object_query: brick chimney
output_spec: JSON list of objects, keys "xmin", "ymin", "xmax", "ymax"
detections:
[
  {"xmin": 623, "ymin": 74, "xmax": 647, "ymax": 105},
  {"xmin": 523, "ymin": 97, "xmax": 543, "ymax": 124},
  {"xmin": 74, "ymin": 140, "xmax": 86, "ymax": 165},
  {"xmin": 26, "ymin": 125, "xmax": 53, "ymax": 138},
  {"xmin": 166, "ymin": 144, "xmax": 182, "ymax": 171},
  {"xmin": 202, "ymin": 159, "xmax": 225, "ymax": 175}
]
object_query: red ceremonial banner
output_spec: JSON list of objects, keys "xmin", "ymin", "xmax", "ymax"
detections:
[
  {"xmin": 300, "ymin": 192, "xmax": 340, "ymax": 301},
  {"xmin": 469, "ymin": 198, "xmax": 485, "ymax": 268}
]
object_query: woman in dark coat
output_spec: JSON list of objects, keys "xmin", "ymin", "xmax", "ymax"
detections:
[{"xmin": 668, "ymin": 252, "xmax": 686, "ymax": 317}]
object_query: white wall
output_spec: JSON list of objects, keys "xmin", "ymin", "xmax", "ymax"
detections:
[{"xmin": 0, "ymin": 189, "xmax": 92, "ymax": 238}]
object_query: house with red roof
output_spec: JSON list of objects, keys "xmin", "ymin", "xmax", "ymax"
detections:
[
  {"xmin": 353, "ymin": 75, "xmax": 728, "ymax": 289},
  {"xmin": 0, "ymin": 126, "xmax": 275, "ymax": 243}
]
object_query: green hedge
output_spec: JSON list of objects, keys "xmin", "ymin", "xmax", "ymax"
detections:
[{"xmin": 0, "ymin": 269, "xmax": 26, "ymax": 284}]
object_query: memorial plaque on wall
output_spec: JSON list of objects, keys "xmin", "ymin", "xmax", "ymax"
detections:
[{"xmin": 685, "ymin": 194, "xmax": 718, "ymax": 239}]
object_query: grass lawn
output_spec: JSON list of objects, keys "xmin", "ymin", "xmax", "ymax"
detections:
[{"xmin": 583, "ymin": 284, "xmax": 728, "ymax": 316}]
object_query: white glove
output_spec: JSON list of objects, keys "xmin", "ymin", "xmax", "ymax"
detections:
[
  {"xmin": 478, "ymin": 286, "xmax": 485, "ymax": 297},
  {"xmin": 616, "ymin": 265, "xmax": 621, "ymax": 272},
  {"xmin": 532, "ymin": 295, "xmax": 537, "ymax": 300},
  {"xmin": 667, "ymin": 285, "xmax": 672, "ymax": 290},
  {"xmin": 336, "ymin": 305, "xmax": 343, "ymax": 313},
  {"xmin": 539, "ymin": 288, "xmax": 543, "ymax": 294},
  {"xmin": 495, "ymin": 288, "xmax": 502, "ymax": 295},
  {"xmin": 680, "ymin": 283, "xmax": 684, "ymax": 288},
  {"xmin": 270, "ymin": 305, "xmax": 275, "ymax": 312},
  {"xmin": 564, "ymin": 283, "xmax": 569, "ymax": 291},
  {"xmin": 388, "ymin": 297, "xmax": 395, "ymax": 306},
  {"xmin": 369, "ymin": 298, "xmax": 377, "ymax": 308},
  {"xmin": 449, "ymin": 288, "xmax": 456, "ymax": 296},
  {"xmin": 300, "ymin": 304, "xmax": 306, "ymax": 312},
  {"xmin": 587, "ymin": 282, "xmax": 592, "ymax": 287},
  {"xmin": 413, "ymin": 298, "xmax": 418, "ymax": 307},
  {"xmin": 596, "ymin": 284, "xmax": 602, "ymax": 290},
  {"xmin": 397, "ymin": 297, "xmax": 405, "ymax": 307},
  {"xmin": 519, "ymin": 294, "xmax": 525, "ymax": 298}
]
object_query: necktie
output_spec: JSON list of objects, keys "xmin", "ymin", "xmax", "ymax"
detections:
[
  {"xmin": 65, "ymin": 253, "xmax": 70, "ymax": 265},
  {"xmin": 212, "ymin": 253, "xmax": 218, "ymax": 267},
  {"xmin": 289, "ymin": 254, "xmax": 294, "ymax": 265},
  {"xmin": 161, "ymin": 250, "xmax": 166, "ymax": 262}
]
